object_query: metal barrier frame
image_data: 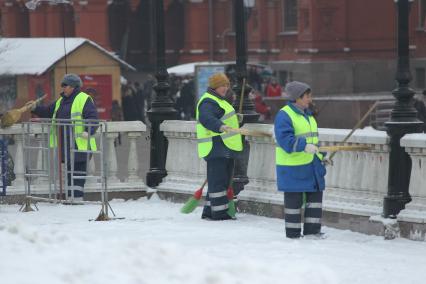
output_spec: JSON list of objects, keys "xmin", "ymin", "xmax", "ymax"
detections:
[
  {"xmin": 0, "ymin": 138, "xmax": 7, "ymax": 196},
  {"xmin": 20, "ymin": 118, "xmax": 116, "ymax": 220}
]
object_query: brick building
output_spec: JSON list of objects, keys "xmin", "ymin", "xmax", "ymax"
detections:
[{"xmin": 1, "ymin": 0, "xmax": 426, "ymax": 95}]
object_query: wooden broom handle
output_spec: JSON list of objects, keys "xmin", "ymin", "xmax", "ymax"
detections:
[
  {"xmin": 329, "ymin": 101, "xmax": 379, "ymax": 160},
  {"xmin": 19, "ymin": 94, "xmax": 47, "ymax": 112},
  {"xmin": 238, "ymin": 78, "xmax": 246, "ymax": 114}
]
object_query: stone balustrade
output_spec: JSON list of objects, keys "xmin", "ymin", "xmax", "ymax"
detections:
[
  {"xmin": 0, "ymin": 121, "xmax": 147, "ymax": 196},
  {"xmin": 159, "ymin": 120, "xmax": 423, "ymax": 218},
  {"xmin": 2, "ymin": 118, "xmax": 426, "ymax": 234},
  {"xmin": 399, "ymin": 133, "xmax": 426, "ymax": 223}
]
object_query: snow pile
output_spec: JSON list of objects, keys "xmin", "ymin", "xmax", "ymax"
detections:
[{"xmin": 0, "ymin": 198, "xmax": 425, "ymax": 284}]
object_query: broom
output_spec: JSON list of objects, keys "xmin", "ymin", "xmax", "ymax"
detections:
[
  {"xmin": 319, "ymin": 145, "xmax": 372, "ymax": 152},
  {"xmin": 180, "ymin": 179, "xmax": 208, "ymax": 213},
  {"xmin": 226, "ymin": 186, "xmax": 237, "ymax": 218},
  {"xmin": 226, "ymin": 127, "xmax": 272, "ymax": 138},
  {"xmin": 1, "ymin": 95, "xmax": 47, "ymax": 128}
]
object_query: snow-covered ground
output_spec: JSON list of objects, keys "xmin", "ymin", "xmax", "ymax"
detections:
[{"xmin": 1, "ymin": 195, "xmax": 425, "ymax": 284}]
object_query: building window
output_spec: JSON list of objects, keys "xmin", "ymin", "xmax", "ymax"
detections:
[
  {"xmin": 415, "ymin": 68, "xmax": 425, "ymax": 89},
  {"xmin": 283, "ymin": 0, "xmax": 298, "ymax": 32},
  {"xmin": 421, "ymin": 0, "xmax": 426, "ymax": 29}
]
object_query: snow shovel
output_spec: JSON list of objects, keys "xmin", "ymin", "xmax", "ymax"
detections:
[{"xmin": 180, "ymin": 179, "xmax": 207, "ymax": 214}]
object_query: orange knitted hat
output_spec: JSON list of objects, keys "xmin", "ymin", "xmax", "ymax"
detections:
[{"xmin": 208, "ymin": 73, "xmax": 230, "ymax": 89}]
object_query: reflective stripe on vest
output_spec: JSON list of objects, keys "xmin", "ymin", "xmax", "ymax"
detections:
[
  {"xmin": 276, "ymin": 105, "xmax": 322, "ymax": 166},
  {"xmin": 196, "ymin": 93, "xmax": 243, "ymax": 158},
  {"xmin": 49, "ymin": 92, "xmax": 97, "ymax": 151}
]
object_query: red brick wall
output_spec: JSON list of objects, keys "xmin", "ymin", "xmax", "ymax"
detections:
[{"xmin": 1, "ymin": 0, "xmax": 425, "ymax": 65}]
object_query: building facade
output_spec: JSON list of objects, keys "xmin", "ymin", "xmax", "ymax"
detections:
[{"xmin": 1, "ymin": 0, "xmax": 426, "ymax": 95}]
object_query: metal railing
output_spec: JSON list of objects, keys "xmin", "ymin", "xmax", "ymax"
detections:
[
  {"xmin": 0, "ymin": 138, "xmax": 7, "ymax": 196},
  {"xmin": 20, "ymin": 118, "xmax": 116, "ymax": 220}
]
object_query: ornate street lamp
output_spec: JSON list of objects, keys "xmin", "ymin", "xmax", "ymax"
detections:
[
  {"xmin": 231, "ymin": 0, "xmax": 259, "ymax": 196},
  {"xmin": 383, "ymin": 0, "xmax": 423, "ymax": 218},
  {"xmin": 146, "ymin": 0, "xmax": 177, "ymax": 187}
]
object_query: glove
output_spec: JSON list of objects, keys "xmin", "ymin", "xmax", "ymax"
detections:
[
  {"xmin": 322, "ymin": 157, "xmax": 333, "ymax": 166},
  {"xmin": 24, "ymin": 100, "xmax": 36, "ymax": 111},
  {"xmin": 81, "ymin": 131, "xmax": 89, "ymax": 139},
  {"xmin": 304, "ymin": 144, "xmax": 319, "ymax": 154},
  {"xmin": 219, "ymin": 125, "xmax": 232, "ymax": 133},
  {"xmin": 237, "ymin": 113, "xmax": 243, "ymax": 124}
]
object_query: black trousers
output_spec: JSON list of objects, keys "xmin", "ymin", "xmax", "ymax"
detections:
[
  {"xmin": 202, "ymin": 158, "xmax": 234, "ymax": 220},
  {"xmin": 284, "ymin": 191, "xmax": 323, "ymax": 238}
]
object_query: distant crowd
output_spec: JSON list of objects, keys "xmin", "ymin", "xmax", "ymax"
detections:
[{"xmin": 114, "ymin": 66, "xmax": 290, "ymax": 124}]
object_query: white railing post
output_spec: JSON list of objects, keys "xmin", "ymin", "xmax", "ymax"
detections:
[
  {"xmin": 127, "ymin": 132, "xmax": 141, "ymax": 183},
  {"xmin": 86, "ymin": 156, "xmax": 98, "ymax": 186},
  {"xmin": 35, "ymin": 133, "xmax": 48, "ymax": 185},
  {"xmin": 12, "ymin": 133, "xmax": 25, "ymax": 187},
  {"xmin": 106, "ymin": 132, "xmax": 119, "ymax": 183}
]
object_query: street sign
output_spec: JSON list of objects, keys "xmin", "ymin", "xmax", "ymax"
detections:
[{"xmin": 195, "ymin": 64, "xmax": 226, "ymax": 99}]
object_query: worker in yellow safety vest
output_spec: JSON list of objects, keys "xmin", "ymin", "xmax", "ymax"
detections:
[
  {"xmin": 274, "ymin": 81, "xmax": 329, "ymax": 239},
  {"xmin": 29, "ymin": 73, "xmax": 99, "ymax": 201},
  {"xmin": 196, "ymin": 73, "xmax": 243, "ymax": 220}
]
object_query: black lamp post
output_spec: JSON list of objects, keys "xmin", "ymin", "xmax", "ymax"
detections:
[
  {"xmin": 383, "ymin": 0, "xmax": 423, "ymax": 218},
  {"xmin": 231, "ymin": 0, "xmax": 259, "ymax": 195},
  {"xmin": 146, "ymin": 0, "xmax": 178, "ymax": 187}
]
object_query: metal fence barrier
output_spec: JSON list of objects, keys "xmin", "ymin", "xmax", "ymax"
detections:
[
  {"xmin": 0, "ymin": 138, "xmax": 7, "ymax": 196},
  {"xmin": 20, "ymin": 118, "xmax": 118, "ymax": 220}
]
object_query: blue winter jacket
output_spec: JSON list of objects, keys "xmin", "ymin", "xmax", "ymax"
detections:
[{"xmin": 274, "ymin": 103, "xmax": 326, "ymax": 192}]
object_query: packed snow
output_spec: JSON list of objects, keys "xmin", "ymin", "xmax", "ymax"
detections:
[{"xmin": 1, "ymin": 195, "xmax": 425, "ymax": 284}]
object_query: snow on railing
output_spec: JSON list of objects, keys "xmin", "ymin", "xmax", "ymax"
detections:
[{"xmin": 158, "ymin": 121, "xmax": 426, "ymax": 220}]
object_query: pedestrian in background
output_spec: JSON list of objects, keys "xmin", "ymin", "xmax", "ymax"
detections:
[
  {"xmin": 121, "ymin": 82, "xmax": 139, "ymax": 121},
  {"xmin": 266, "ymin": 78, "xmax": 282, "ymax": 97},
  {"xmin": 29, "ymin": 73, "xmax": 98, "ymax": 201},
  {"xmin": 134, "ymin": 82, "xmax": 146, "ymax": 122},
  {"xmin": 143, "ymin": 75, "xmax": 155, "ymax": 110},
  {"xmin": 413, "ymin": 90, "xmax": 426, "ymax": 132},
  {"xmin": 274, "ymin": 81, "xmax": 327, "ymax": 238},
  {"xmin": 111, "ymin": 99, "xmax": 123, "ymax": 146},
  {"xmin": 196, "ymin": 73, "xmax": 243, "ymax": 220},
  {"xmin": 178, "ymin": 78, "xmax": 195, "ymax": 120}
]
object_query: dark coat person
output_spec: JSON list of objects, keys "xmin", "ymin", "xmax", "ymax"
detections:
[
  {"xmin": 196, "ymin": 73, "xmax": 243, "ymax": 220},
  {"xmin": 30, "ymin": 74, "xmax": 98, "ymax": 201},
  {"xmin": 121, "ymin": 84, "xmax": 140, "ymax": 121},
  {"xmin": 414, "ymin": 91, "xmax": 426, "ymax": 132}
]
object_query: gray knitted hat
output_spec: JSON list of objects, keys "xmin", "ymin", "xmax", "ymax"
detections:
[
  {"xmin": 61, "ymin": 73, "xmax": 82, "ymax": 88},
  {"xmin": 285, "ymin": 81, "xmax": 310, "ymax": 101}
]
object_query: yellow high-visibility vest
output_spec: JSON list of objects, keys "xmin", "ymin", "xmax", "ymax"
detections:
[
  {"xmin": 276, "ymin": 105, "xmax": 322, "ymax": 166},
  {"xmin": 50, "ymin": 92, "xmax": 97, "ymax": 151},
  {"xmin": 196, "ymin": 93, "xmax": 242, "ymax": 158}
]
